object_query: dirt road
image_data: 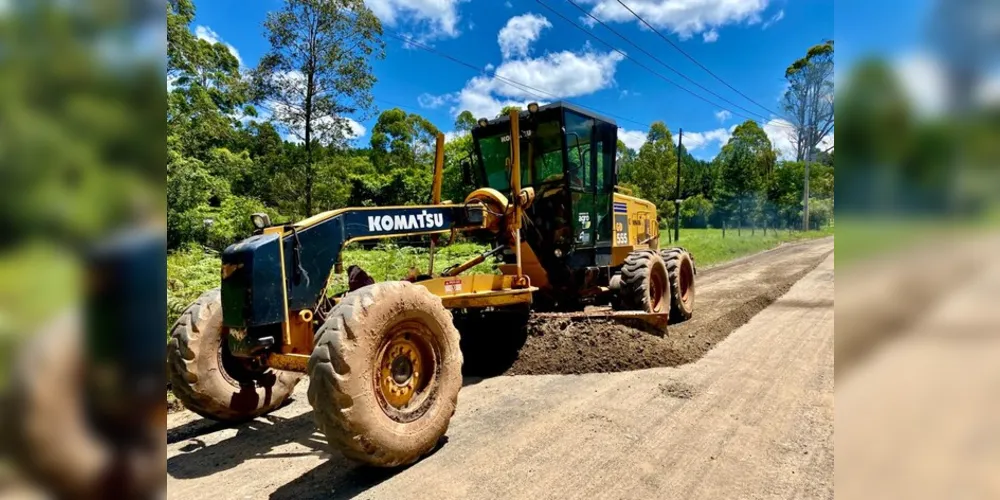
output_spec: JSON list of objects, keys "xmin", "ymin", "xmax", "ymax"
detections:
[{"xmin": 167, "ymin": 237, "xmax": 834, "ymax": 499}]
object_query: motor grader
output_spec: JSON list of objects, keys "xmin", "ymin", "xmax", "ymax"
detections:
[{"xmin": 166, "ymin": 102, "xmax": 696, "ymax": 467}]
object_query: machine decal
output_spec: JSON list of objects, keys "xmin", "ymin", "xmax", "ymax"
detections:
[
  {"xmin": 367, "ymin": 210, "xmax": 446, "ymax": 232},
  {"xmin": 614, "ymin": 214, "xmax": 629, "ymax": 245},
  {"xmin": 444, "ymin": 279, "xmax": 463, "ymax": 293}
]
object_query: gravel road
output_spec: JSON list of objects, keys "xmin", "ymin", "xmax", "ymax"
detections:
[{"xmin": 167, "ymin": 237, "xmax": 834, "ymax": 499}]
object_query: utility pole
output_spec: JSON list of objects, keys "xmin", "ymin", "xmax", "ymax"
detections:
[
  {"xmin": 675, "ymin": 128, "xmax": 682, "ymax": 243},
  {"xmin": 802, "ymin": 124, "xmax": 812, "ymax": 231}
]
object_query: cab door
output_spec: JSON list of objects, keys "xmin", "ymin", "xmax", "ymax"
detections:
[{"xmin": 564, "ymin": 110, "xmax": 597, "ymax": 249}]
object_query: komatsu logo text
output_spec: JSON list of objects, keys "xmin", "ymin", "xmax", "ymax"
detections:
[{"xmin": 367, "ymin": 210, "xmax": 446, "ymax": 232}]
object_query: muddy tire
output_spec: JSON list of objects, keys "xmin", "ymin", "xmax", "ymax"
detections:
[
  {"xmin": 660, "ymin": 247, "xmax": 696, "ymax": 323},
  {"xmin": 308, "ymin": 281, "xmax": 462, "ymax": 467},
  {"xmin": 167, "ymin": 288, "xmax": 301, "ymax": 422},
  {"xmin": 616, "ymin": 250, "xmax": 670, "ymax": 313}
]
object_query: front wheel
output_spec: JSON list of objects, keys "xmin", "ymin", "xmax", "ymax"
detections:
[
  {"xmin": 660, "ymin": 248, "xmax": 696, "ymax": 323},
  {"xmin": 167, "ymin": 288, "xmax": 301, "ymax": 422},
  {"xmin": 308, "ymin": 281, "xmax": 463, "ymax": 467},
  {"xmin": 616, "ymin": 250, "xmax": 670, "ymax": 313}
]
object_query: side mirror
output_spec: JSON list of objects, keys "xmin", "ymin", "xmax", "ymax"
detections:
[{"xmin": 461, "ymin": 159, "xmax": 473, "ymax": 185}]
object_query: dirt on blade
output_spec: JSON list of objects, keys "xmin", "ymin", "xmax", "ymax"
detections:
[{"xmin": 491, "ymin": 237, "xmax": 834, "ymax": 376}]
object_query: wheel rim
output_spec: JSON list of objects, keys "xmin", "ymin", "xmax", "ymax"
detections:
[
  {"xmin": 679, "ymin": 258, "xmax": 694, "ymax": 303},
  {"xmin": 649, "ymin": 265, "xmax": 667, "ymax": 312},
  {"xmin": 375, "ymin": 320, "xmax": 438, "ymax": 419}
]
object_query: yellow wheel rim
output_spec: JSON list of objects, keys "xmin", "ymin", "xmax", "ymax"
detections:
[{"xmin": 375, "ymin": 323, "xmax": 434, "ymax": 411}]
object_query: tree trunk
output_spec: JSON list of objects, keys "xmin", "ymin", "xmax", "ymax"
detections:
[{"xmin": 304, "ymin": 20, "xmax": 317, "ymax": 217}]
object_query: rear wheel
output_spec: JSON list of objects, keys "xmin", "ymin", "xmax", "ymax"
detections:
[
  {"xmin": 308, "ymin": 281, "xmax": 462, "ymax": 467},
  {"xmin": 616, "ymin": 250, "xmax": 670, "ymax": 313},
  {"xmin": 660, "ymin": 248, "xmax": 696, "ymax": 323},
  {"xmin": 167, "ymin": 288, "xmax": 301, "ymax": 422}
]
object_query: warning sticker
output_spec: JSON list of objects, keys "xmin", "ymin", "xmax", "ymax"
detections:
[{"xmin": 444, "ymin": 279, "xmax": 463, "ymax": 293}]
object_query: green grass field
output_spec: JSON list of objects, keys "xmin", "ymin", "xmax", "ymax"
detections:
[{"xmin": 660, "ymin": 226, "xmax": 834, "ymax": 268}]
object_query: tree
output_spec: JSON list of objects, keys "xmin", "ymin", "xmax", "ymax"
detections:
[
  {"xmin": 781, "ymin": 40, "xmax": 834, "ymax": 162},
  {"xmin": 454, "ymin": 110, "xmax": 477, "ymax": 133},
  {"xmin": 714, "ymin": 141, "xmax": 758, "ymax": 232},
  {"xmin": 369, "ymin": 108, "xmax": 440, "ymax": 174},
  {"xmin": 625, "ymin": 122, "xmax": 677, "ymax": 216},
  {"xmin": 253, "ymin": 0, "xmax": 384, "ymax": 216},
  {"xmin": 498, "ymin": 105, "xmax": 523, "ymax": 117}
]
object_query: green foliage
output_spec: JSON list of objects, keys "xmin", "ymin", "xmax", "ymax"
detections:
[
  {"xmin": 680, "ymin": 194, "xmax": 714, "ymax": 228},
  {"xmin": 370, "ymin": 108, "xmax": 440, "ymax": 174},
  {"xmin": 167, "ymin": 243, "xmax": 221, "ymax": 332},
  {"xmin": 619, "ymin": 122, "xmax": 677, "ymax": 213},
  {"xmin": 252, "ymin": 0, "xmax": 384, "ymax": 216}
]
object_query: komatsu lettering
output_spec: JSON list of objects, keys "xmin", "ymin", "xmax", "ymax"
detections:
[{"xmin": 367, "ymin": 210, "xmax": 445, "ymax": 232}]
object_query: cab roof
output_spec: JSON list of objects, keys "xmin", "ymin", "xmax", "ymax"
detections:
[{"xmin": 472, "ymin": 101, "xmax": 618, "ymax": 130}]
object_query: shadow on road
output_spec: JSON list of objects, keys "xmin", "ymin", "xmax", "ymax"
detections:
[
  {"xmin": 269, "ymin": 438, "xmax": 447, "ymax": 500},
  {"xmin": 169, "ymin": 407, "xmax": 449, "ymax": 498},
  {"xmin": 168, "ymin": 411, "xmax": 327, "ymax": 479}
]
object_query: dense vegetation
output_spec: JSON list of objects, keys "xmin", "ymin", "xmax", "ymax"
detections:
[{"xmin": 168, "ymin": 0, "xmax": 834, "ymax": 255}]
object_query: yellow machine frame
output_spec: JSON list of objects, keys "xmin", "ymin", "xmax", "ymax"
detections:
[{"xmin": 265, "ymin": 109, "xmax": 537, "ymax": 372}]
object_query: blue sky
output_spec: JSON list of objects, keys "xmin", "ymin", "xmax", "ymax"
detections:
[{"xmin": 191, "ymin": 0, "xmax": 833, "ymax": 160}]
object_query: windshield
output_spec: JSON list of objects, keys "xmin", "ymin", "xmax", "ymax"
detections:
[{"xmin": 473, "ymin": 115, "xmax": 564, "ymax": 192}]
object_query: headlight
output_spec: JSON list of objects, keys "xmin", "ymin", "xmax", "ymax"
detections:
[
  {"xmin": 251, "ymin": 213, "xmax": 271, "ymax": 230},
  {"xmin": 554, "ymin": 248, "xmax": 563, "ymax": 258}
]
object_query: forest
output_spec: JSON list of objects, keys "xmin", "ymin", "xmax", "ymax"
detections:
[{"xmin": 167, "ymin": 0, "xmax": 834, "ymax": 256}]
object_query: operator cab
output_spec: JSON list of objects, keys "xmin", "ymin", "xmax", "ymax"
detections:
[{"xmin": 471, "ymin": 102, "xmax": 619, "ymax": 300}]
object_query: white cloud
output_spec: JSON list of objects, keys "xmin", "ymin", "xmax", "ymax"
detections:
[
  {"xmin": 449, "ymin": 15, "xmax": 626, "ymax": 119},
  {"xmin": 762, "ymin": 9, "xmax": 784, "ymax": 29},
  {"xmin": 581, "ymin": 0, "xmax": 769, "ymax": 40},
  {"xmin": 498, "ymin": 13, "xmax": 552, "ymax": 59},
  {"xmin": 366, "ymin": 0, "xmax": 466, "ymax": 40},
  {"xmin": 714, "ymin": 109, "xmax": 732, "ymax": 123},
  {"xmin": 194, "ymin": 25, "xmax": 242, "ymax": 66},
  {"xmin": 484, "ymin": 63, "xmax": 495, "ymax": 71},
  {"xmin": 618, "ymin": 129, "xmax": 648, "ymax": 151},
  {"xmin": 702, "ymin": 29, "xmax": 719, "ymax": 43},
  {"xmin": 454, "ymin": 48, "xmax": 625, "ymax": 118},
  {"xmin": 619, "ymin": 125, "xmax": 734, "ymax": 154},
  {"xmin": 678, "ymin": 128, "xmax": 731, "ymax": 151},
  {"xmin": 418, "ymin": 92, "xmax": 454, "ymax": 108},
  {"xmin": 504, "ymin": 0, "xmax": 513, "ymax": 7}
]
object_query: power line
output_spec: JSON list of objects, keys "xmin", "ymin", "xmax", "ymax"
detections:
[
  {"xmin": 544, "ymin": 0, "xmax": 796, "ymax": 129},
  {"xmin": 383, "ymin": 30, "xmax": 653, "ymax": 130},
  {"xmin": 560, "ymin": 0, "xmax": 771, "ymax": 122},
  {"xmin": 614, "ymin": 0, "xmax": 787, "ymax": 119},
  {"xmin": 536, "ymin": 0, "xmax": 778, "ymax": 127}
]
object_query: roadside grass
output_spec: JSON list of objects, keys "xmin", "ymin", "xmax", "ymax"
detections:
[{"xmin": 660, "ymin": 226, "xmax": 835, "ymax": 268}]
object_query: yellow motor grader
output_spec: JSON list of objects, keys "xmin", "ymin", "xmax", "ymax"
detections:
[{"xmin": 166, "ymin": 102, "xmax": 696, "ymax": 467}]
